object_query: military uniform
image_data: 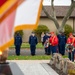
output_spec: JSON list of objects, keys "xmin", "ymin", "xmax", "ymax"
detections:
[
  {"xmin": 66, "ymin": 33, "xmax": 74, "ymax": 61},
  {"xmin": 58, "ymin": 33, "xmax": 66, "ymax": 55},
  {"xmin": 14, "ymin": 33, "xmax": 22, "ymax": 56},
  {"xmin": 29, "ymin": 34, "xmax": 38, "ymax": 56},
  {"xmin": 49, "ymin": 32, "xmax": 58, "ymax": 55},
  {"xmin": 43, "ymin": 34, "xmax": 50, "ymax": 55}
]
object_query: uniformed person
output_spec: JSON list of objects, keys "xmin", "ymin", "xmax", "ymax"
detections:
[
  {"xmin": 29, "ymin": 32, "xmax": 38, "ymax": 56},
  {"xmin": 14, "ymin": 32, "xmax": 22, "ymax": 56},
  {"xmin": 66, "ymin": 33, "xmax": 74, "ymax": 61},
  {"xmin": 47, "ymin": 33, "xmax": 51, "ymax": 55},
  {"xmin": 57, "ymin": 31, "xmax": 62, "ymax": 53},
  {"xmin": 43, "ymin": 32, "xmax": 49, "ymax": 55},
  {"xmin": 58, "ymin": 32, "xmax": 66, "ymax": 55},
  {"xmin": 49, "ymin": 32, "xmax": 58, "ymax": 55},
  {"xmin": 73, "ymin": 33, "xmax": 75, "ymax": 62}
]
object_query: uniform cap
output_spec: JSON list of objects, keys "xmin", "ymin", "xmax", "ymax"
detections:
[{"xmin": 50, "ymin": 32, "xmax": 54, "ymax": 34}]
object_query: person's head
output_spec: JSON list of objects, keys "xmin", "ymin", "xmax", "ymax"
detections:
[
  {"xmin": 69, "ymin": 33, "xmax": 73, "ymax": 38},
  {"xmin": 58, "ymin": 31, "xmax": 62, "ymax": 35},
  {"xmin": 50, "ymin": 32, "xmax": 55, "ymax": 37},
  {"xmin": 32, "ymin": 32, "xmax": 35, "ymax": 36},
  {"xmin": 42, "ymin": 32, "xmax": 44, "ymax": 35},
  {"xmin": 61, "ymin": 32, "xmax": 65, "ymax": 36},
  {"xmin": 46, "ymin": 32, "xmax": 49, "ymax": 36},
  {"xmin": 16, "ymin": 32, "xmax": 20, "ymax": 36},
  {"xmin": 47, "ymin": 32, "xmax": 51, "ymax": 36}
]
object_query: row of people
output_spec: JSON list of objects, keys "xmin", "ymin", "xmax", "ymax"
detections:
[
  {"xmin": 42, "ymin": 32, "xmax": 75, "ymax": 62},
  {"xmin": 14, "ymin": 32, "xmax": 75, "ymax": 62},
  {"xmin": 14, "ymin": 32, "xmax": 38, "ymax": 56}
]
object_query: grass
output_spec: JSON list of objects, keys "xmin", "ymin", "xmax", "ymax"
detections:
[
  {"xmin": 7, "ymin": 55, "xmax": 51, "ymax": 60},
  {"xmin": 63, "ymin": 55, "xmax": 68, "ymax": 58},
  {"xmin": 10, "ymin": 43, "xmax": 44, "ymax": 48},
  {"xmin": 7, "ymin": 55, "xmax": 68, "ymax": 60}
]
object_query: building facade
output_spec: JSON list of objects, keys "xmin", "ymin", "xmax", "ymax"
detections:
[{"xmin": 23, "ymin": 6, "xmax": 75, "ymax": 42}]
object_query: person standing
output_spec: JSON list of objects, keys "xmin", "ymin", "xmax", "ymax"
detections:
[
  {"xmin": 66, "ymin": 33, "xmax": 74, "ymax": 62},
  {"xmin": 57, "ymin": 31, "xmax": 62, "ymax": 53},
  {"xmin": 49, "ymin": 32, "xmax": 58, "ymax": 55},
  {"xmin": 41, "ymin": 32, "xmax": 45, "ymax": 45},
  {"xmin": 58, "ymin": 32, "xmax": 66, "ymax": 55},
  {"xmin": 29, "ymin": 32, "xmax": 38, "ymax": 56},
  {"xmin": 44, "ymin": 39, "xmax": 49, "ymax": 55},
  {"xmin": 47, "ymin": 33, "xmax": 51, "ymax": 55},
  {"xmin": 43, "ymin": 32, "xmax": 49, "ymax": 55},
  {"xmin": 72, "ymin": 33, "xmax": 75, "ymax": 62},
  {"xmin": 14, "ymin": 32, "xmax": 22, "ymax": 56}
]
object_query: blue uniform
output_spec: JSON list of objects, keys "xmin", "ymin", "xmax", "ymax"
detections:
[
  {"xmin": 43, "ymin": 35, "xmax": 51, "ymax": 55},
  {"xmin": 47, "ymin": 36, "xmax": 51, "ymax": 55},
  {"xmin": 58, "ymin": 34, "xmax": 66, "ymax": 55},
  {"xmin": 14, "ymin": 34, "xmax": 22, "ymax": 55},
  {"xmin": 29, "ymin": 35, "xmax": 38, "ymax": 55},
  {"xmin": 43, "ymin": 35, "xmax": 49, "ymax": 44}
]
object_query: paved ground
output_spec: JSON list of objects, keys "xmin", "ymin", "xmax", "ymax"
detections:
[
  {"xmin": 7, "ymin": 48, "xmax": 68, "ymax": 75},
  {"xmin": 7, "ymin": 60, "xmax": 59, "ymax": 75},
  {"xmin": 8, "ymin": 48, "xmax": 46, "ymax": 56},
  {"xmin": 8, "ymin": 48, "xmax": 68, "ymax": 56}
]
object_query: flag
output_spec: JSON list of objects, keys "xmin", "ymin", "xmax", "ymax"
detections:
[{"xmin": 0, "ymin": 0, "xmax": 43, "ymax": 51}]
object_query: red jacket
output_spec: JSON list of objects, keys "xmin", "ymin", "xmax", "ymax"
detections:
[
  {"xmin": 67, "ymin": 37, "xmax": 73, "ymax": 44},
  {"xmin": 73, "ymin": 37, "xmax": 75, "ymax": 47},
  {"xmin": 67, "ymin": 37, "xmax": 75, "ymax": 47},
  {"xmin": 49, "ymin": 35, "xmax": 58, "ymax": 46}
]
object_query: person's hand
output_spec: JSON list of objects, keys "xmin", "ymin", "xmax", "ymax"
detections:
[
  {"xmin": 50, "ymin": 43, "xmax": 51, "ymax": 45},
  {"xmin": 71, "ymin": 43, "xmax": 73, "ymax": 45}
]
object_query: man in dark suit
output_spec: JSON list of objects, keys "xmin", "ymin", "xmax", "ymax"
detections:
[
  {"xmin": 29, "ymin": 32, "xmax": 38, "ymax": 56},
  {"xmin": 14, "ymin": 32, "xmax": 22, "ymax": 56}
]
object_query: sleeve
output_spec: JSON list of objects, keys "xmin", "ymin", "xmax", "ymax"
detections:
[
  {"xmin": 65, "ymin": 36, "xmax": 67, "ymax": 43},
  {"xmin": 36, "ymin": 37, "xmax": 38, "ymax": 44},
  {"xmin": 43, "ymin": 36, "xmax": 46, "ymax": 44},
  {"xmin": 67, "ymin": 38, "xmax": 69, "ymax": 44}
]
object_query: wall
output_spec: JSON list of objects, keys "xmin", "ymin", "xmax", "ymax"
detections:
[
  {"xmin": 22, "ymin": 30, "xmax": 32, "ymax": 42},
  {"xmin": 23, "ymin": 17, "xmax": 73, "ymax": 42}
]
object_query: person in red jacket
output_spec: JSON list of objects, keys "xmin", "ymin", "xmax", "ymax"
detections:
[
  {"xmin": 66, "ymin": 33, "xmax": 74, "ymax": 61},
  {"xmin": 73, "ymin": 33, "xmax": 75, "ymax": 61},
  {"xmin": 49, "ymin": 32, "xmax": 58, "ymax": 55}
]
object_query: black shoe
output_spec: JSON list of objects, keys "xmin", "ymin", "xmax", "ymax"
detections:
[
  {"xmin": 47, "ymin": 54, "xmax": 50, "ymax": 55},
  {"xmin": 16, "ymin": 54, "xmax": 20, "ymax": 56},
  {"xmin": 31, "ymin": 54, "xmax": 35, "ymax": 56}
]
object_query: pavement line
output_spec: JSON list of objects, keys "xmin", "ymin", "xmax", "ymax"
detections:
[{"xmin": 41, "ymin": 63, "xmax": 59, "ymax": 75}]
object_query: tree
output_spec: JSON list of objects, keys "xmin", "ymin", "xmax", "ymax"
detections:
[
  {"xmin": 14, "ymin": 30, "xmax": 24, "ymax": 38},
  {"xmin": 33, "ymin": 25, "xmax": 49, "ymax": 42},
  {"xmin": 64, "ymin": 24, "xmax": 73, "ymax": 37},
  {"xmin": 42, "ymin": 0, "xmax": 75, "ymax": 32}
]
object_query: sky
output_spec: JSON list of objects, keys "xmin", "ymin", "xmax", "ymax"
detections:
[{"xmin": 43, "ymin": 0, "xmax": 71, "ymax": 6}]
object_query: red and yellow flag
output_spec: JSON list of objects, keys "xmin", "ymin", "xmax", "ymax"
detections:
[{"xmin": 0, "ymin": 0, "xmax": 43, "ymax": 51}]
